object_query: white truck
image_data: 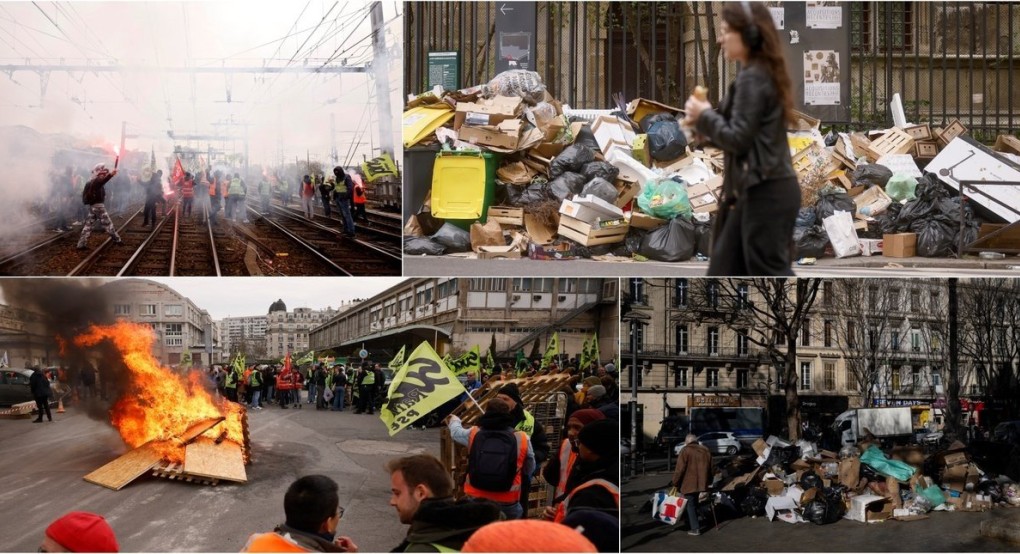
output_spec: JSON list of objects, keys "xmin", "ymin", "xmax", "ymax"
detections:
[{"xmin": 833, "ymin": 407, "xmax": 913, "ymax": 446}]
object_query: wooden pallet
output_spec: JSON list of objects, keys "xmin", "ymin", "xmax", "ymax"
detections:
[
  {"xmin": 867, "ymin": 128, "xmax": 915, "ymax": 162},
  {"xmin": 151, "ymin": 460, "xmax": 219, "ymax": 486}
]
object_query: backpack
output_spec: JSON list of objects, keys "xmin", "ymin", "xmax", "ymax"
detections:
[
  {"xmin": 467, "ymin": 428, "xmax": 519, "ymax": 492},
  {"xmin": 82, "ymin": 179, "xmax": 99, "ymax": 205}
]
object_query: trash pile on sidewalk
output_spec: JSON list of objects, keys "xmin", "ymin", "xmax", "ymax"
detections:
[
  {"xmin": 404, "ymin": 70, "xmax": 1020, "ymax": 262},
  {"xmin": 679, "ymin": 437, "xmax": 1020, "ymax": 527}
]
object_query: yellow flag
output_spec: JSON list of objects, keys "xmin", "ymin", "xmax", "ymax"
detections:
[
  {"xmin": 388, "ymin": 345, "xmax": 406, "ymax": 370},
  {"xmin": 447, "ymin": 345, "xmax": 481, "ymax": 376},
  {"xmin": 580, "ymin": 333, "xmax": 600, "ymax": 369},
  {"xmin": 380, "ymin": 342, "xmax": 467, "ymax": 436},
  {"xmin": 541, "ymin": 332, "xmax": 559, "ymax": 369},
  {"xmin": 361, "ymin": 152, "xmax": 399, "ymax": 182},
  {"xmin": 296, "ymin": 350, "xmax": 315, "ymax": 365}
]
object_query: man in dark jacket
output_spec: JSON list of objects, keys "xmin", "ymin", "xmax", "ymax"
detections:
[
  {"xmin": 496, "ymin": 383, "xmax": 551, "ymax": 515},
  {"xmin": 672, "ymin": 434, "xmax": 713, "ymax": 535},
  {"xmin": 77, "ymin": 164, "xmax": 124, "ymax": 250},
  {"xmin": 30, "ymin": 367, "xmax": 53, "ymax": 423},
  {"xmin": 387, "ymin": 454, "xmax": 502, "ymax": 552},
  {"xmin": 141, "ymin": 169, "xmax": 164, "ymax": 228},
  {"xmin": 314, "ymin": 364, "xmax": 328, "ymax": 410},
  {"xmin": 241, "ymin": 475, "xmax": 357, "ymax": 552}
]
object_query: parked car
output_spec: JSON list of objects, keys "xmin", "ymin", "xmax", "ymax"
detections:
[
  {"xmin": 993, "ymin": 421, "xmax": 1020, "ymax": 444},
  {"xmin": 675, "ymin": 431, "xmax": 742, "ymax": 456},
  {"xmin": 0, "ymin": 369, "xmax": 34, "ymax": 407}
]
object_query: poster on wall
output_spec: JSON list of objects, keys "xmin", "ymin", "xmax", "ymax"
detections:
[
  {"xmin": 803, "ymin": 50, "xmax": 841, "ymax": 105},
  {"xmin": 805, "ymin": 1, "xmax": 842, "ymax": 29},
  {"xmin": 769, "ymin": 7, "xmax": 785, "ymax": 30}
]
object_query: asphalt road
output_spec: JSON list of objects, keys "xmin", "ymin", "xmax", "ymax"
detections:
[
  {"xmin": 0, "ymin": 401, "xmax": 437, "ymax": 552},
  {"xmin": 403, "ymin": 255, "xmax": 1020, "ymax": 277},
  {"xmin": 622, "ymin": 471, "xmax": 1019, "ymax": 552}
]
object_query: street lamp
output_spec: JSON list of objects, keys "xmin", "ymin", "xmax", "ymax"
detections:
[{"xmin": 622, "ymin": 296, "xmax": 651, "ymax": 479}]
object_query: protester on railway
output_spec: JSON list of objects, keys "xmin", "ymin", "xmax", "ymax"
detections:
[
  {"xmin": 227, "ymin": 172, "xmax": 248, "ymax": 223},
  {"xmin": 275, "ymin": 173, "xmax": 291, "ymax": 206},
  {"xmin": 683, "ymin": 0, "xmax": 799, "ymax": 276},
  {"xmin": 40, "ymin": 511, "xmax": 119, "ymax": 553},
  {"xmin": 300, "ymin": 174, "xmax": 315, "ymax": 219},
  {"xmin": 209, "ymin": 170, "xmax": 224, "ymax": 226},
  {"xmin": 193, "ymin": 170, "xmax": 210, "ymax": 223},
  {"xmin": 140, "ymin": 169, "xmax": 162, "ymax": 228},
  {"xmin": 446, "ymin": 398, "xmax": 535, "ymax": 520},
  {"xmin": 387, "ymin": 454, "xmax": 503, "ymax": 553},
  {"xmin": 179, "ymin": 172, "xmax": 195, "ymax": 219},
  {"xmin": 332, "ymin": 166, "xmax": 356, "ymax": 237},
  {"xmin": 76, "ymin": 164, "xmax": 124, "ymax": 250},
  {"xmin": 51, "ymin": 168, "xmax": 72, "ymax": 233},
  {"xmin": 351, "ymin": 175, "xmax": 368, "ymax": 223},
  {"xmin": 242, "ymin": 475, "xmax": 359, "ymax": 553},
  {"xmin": 318, "ymin": 175, "xmax": 334, "ymax": 218},
  {"xmin": 259, "ymin": 174, "xmax": 272, "ymax": 214}
]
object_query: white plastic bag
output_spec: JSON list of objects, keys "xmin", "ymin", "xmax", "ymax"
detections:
[{"xmin": 822, "ymin": 210, "xmax": 861, "ymax": 258}]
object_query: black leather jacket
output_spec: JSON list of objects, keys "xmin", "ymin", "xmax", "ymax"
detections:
[{"xmin": 696, "ymin": 62, "xmax": 797, "ymax": 205}]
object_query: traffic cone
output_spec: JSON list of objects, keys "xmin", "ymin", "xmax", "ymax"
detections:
[{"xmin": 56, "ymin": 397, "xmax": 65, "ymax": 413}]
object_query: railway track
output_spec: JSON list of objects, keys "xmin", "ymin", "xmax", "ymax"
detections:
[{"xmin": 249, "ymin": 205, "xmax": 401, "ymax": 275}]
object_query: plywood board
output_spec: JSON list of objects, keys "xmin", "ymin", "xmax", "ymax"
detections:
[
  {"xmin": 84, "ymin": 442, "xmax": 163, "ymax": 490},
  {"xmin": 174, "ymin": 417, "xmax": 224, "ymax": 445},
  {"xmin": 184, "ymin": 437, "xmax": 247, "ymax": 483}
]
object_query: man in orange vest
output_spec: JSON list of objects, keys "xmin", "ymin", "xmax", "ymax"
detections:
[
  {"xmin": 446, "ymin": 397, "xmax": 534, "ymax": 520},
  {"xmin": 351, "ymin": 175, "xmax": 367, "ymax": 223},
  {"xmin": 551, "ymin": 418, "xmax": 619, "ymax": 524},
  {"xmin": 179, "ymin": 172, "xmax": 195, "ymax": 220},
  {"xmin": 542, "ymin": 408, "xmax": 605, "ymax": 520},
  {"xmin": 242, "ymin": 475, "xmax": 358, "ymax": 552},
  {"xmin": 208, "ymin": 170, "xmax": 223, "ymax": 226}
]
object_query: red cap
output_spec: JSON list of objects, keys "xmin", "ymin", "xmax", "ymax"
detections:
[{"xmin": 45, "ymin": 512, "xmax": 119, "ymax": 553}]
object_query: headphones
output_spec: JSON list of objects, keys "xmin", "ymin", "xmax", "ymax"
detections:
[{"xmin": 741, "ymin": 1, "xmax": 764, "ymax": 51}]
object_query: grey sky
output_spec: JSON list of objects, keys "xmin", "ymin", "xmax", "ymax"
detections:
[
  {"xmin": 146, "ymin": 277, "xmax": 406, "ymax": 320},
  {"xmin": 0, "ymin": 1, "xmax": 402, "ymax": 164}
]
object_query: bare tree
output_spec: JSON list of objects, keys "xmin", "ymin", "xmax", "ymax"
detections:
[
  {"xmin": 958, "ymin": 279, "xmax": 1020, "ymax": 418},
  {"xmin": 686, "ymin": 278, "xmax": 821, "ymax": 440}
]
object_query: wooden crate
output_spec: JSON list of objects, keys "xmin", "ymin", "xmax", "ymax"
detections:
[
  {"xmin": 994, "ymin": 135, "xmax": 1020, "ymax": 156},
  {"xmin": 867, "ymin": 128, "xmax": 915, "ymax": 162},
  {"xmin": 487, "ymin": 206, "xmax": 524, "ymax": 227},
  {"xmin": 915, "ymin": 141, "xmax": 939, "ymax": 160}
]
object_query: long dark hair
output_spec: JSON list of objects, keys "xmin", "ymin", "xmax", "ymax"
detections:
[{"xmin": 722, "ymin": 1, "xmax": 796, "ymax": 126}]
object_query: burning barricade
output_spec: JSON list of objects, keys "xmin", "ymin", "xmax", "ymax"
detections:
[
  {"xmin": 75, "ymin": 322, "xmax": 250, "ymax": 490},
  {"xmin": 405, "ymin": 71, "xmax": 1020, "ymax": 263}
]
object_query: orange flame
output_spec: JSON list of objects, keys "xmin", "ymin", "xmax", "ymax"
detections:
[{"xmin": 73, "ymin": 321, "xmax": 244, "ymax": 463}]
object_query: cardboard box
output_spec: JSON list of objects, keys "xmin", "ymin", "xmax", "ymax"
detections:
[
  {"xmin": 942, "ymin": 463, "xmax": 969, "ymax": 492},
  {"xmin": 859, "ymin": 238, "xmax": 883, "ymax": 256},
  {"xmin": 557, "ymin": 214, "xmax": 629, "ymax": 246},
  {"xmin": 626, "ymin": 98, "xmax": 682, "ymax": 123},
  {"xmin": 591, "ymin": 115, "xmax": 637, "ymax": 156},
  {"xmin": 943, "ymin": 452, "xmax": 968, "ymax": 467},
  {"xmin": 688, "ymin": 176, "xmax": 723, "ymax": 214},
  {"xmin": 915, "ymin": 141, "xmax": 939, "ymax": 159},
  {"xmin": 496, "ymin": 161, "xmax": 536, "ymax": 185},
  {"xmin": 847, "ymin": 495, "xmax": 895, "ymax": 523},
  {"xmin": 790, "ymin": 109, "xmax": 821, "ymax": 131},
  {"xmin": 453, "ymin": 95, "xmax": 523, "ymax": 130},
  {"xmin": 764, "ymin": 479, "xmax": 786, "ymax": 497},
  {"xmin": 458, "ymin": 119, "xmax": 522, "ymax": 151},
  {"xmin": 477, "ymin": 244, "xmax": 521, "ymax": 259},
  {"xmin": 487, "ymin": 206, "xmax": 524, "ymax": 227},
  {"xmin": 613, "ymin": 180, "xmax": 640, "ymax": 208},
  {"xmin": 839, "ymin": 457, "xmax": 861, "ymax": 489},
  {"xmin": 527, "ymin": 242, "xmax": 576, "ymax": 260},
  {"xmin": 883, "ymin": 233, "xmax": 917, "ymax": 258},
  {"xmin": 402, "ymin": 104, "xmax": 456, "ymax": 147},
  {"xmin": 994, "ymin": 134, "xmax": 1020, "ymax": 156},
  {"xmin": 903, "ymin": 124, "xmax": 932, "ymax": 141},
  {"xmin": 629, "ymin": 210, "xmax": 668, "ymax": 230},
  {"xmin": 559, "ymin": 195, "xmax": 625, "ymax": 223},
  {"xmin": 938, "ymin": 119, "xmax": 968, "ymax": 144}
]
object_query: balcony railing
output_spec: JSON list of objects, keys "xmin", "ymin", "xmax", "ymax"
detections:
[{"xmin": 622, "ymin": 343, "xmax": 761, "ymax": 359}]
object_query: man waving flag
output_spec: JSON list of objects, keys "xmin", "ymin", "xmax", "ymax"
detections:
[{"xmin": 381, "ymin": 342, "xmax": 467, "ymax": 436}]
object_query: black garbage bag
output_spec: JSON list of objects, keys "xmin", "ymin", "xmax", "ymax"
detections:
[
  {"xmin": 851, "ymin": 164, "xmax": 893, "ymax": 188},
  {"xmin": 430, "ymin": 223, "xmax": 471, "ymax": 253},
  {"xmin": 503, "ymin": 183, "xmax": 523, "ymax": 205},
  {"xmin": 581, "ymin": 160, "xmax": 620, "ymax": 183},
  {"xmin": 415, "ymin": 210, "xmax": 445, "ymax": 236},
  {"xmin": 403, "ymin": 236, "xmax": 446, "ymax": 256},
  {"xmin": 579, "ymin": 177, "xmax": 618, "ymax": 204},
  {"xmin": 764, "ymin": 445, "xmax": 802, "ymax": 469},
  {"xmin": 572, "ymin": 123, "xmax": 601, "ymax": 152},
  {"xmin": 694, "ymin": 218, "xmax": 712, "ymax": 257},
  {"xmin": 795, "ymin": 207, "xmax": 817, "ymax": 228},
  {"xmin": 549, "ymin": 144, "xmax": 596, "ymax": 179},
  {"xmin": 915, "ymin": 172, "xmax": 950, "ymax": 201},
  {"xmin": 802, "ymin": 493, "xmax": 845, "ymax": 525},
  {"xmin": 978, "ymin": 479, "xmax": 1004, "ymax": 504},
  {"xmin": 794, "ymin": 226, "xmax": 829, "ymax": 258},
  {"xmin": 895, "ymin": 198, "xmax": 935, "ymax": 232},
  {"xmin": 872, "ymin": 202, "xmax": 903, "ymax": 236},
  {"xmin": 815, "ymin": 189, "xmax": 856, "ymax": 221},
  {"xmin": 611, "ymin": 228, "xmax": 648, "ymax": 257},
  {"xmin": 638, "ymin": 217, "xmax": 696, "ymax": 262},
  {"xmin": 548, "ymin": 172, "xmax": 588, "ymax": 201},
  {"xmin": 516, "ymin": 180, "xmax": 550, "ymax": 205},
  {"xmin": 640, "ymin": 113, "xmax": 687, "ymax": 161},
  {"xmin": 911, "ymin": 213, "xmax": 957, "ymax": 257},
  {"xmin": 800, "ymin": 471, "xmax": 823, "ymax": 490},
  {"xmin": 741, "ymin": 488, "xmax": 769, "ymax": 517}
]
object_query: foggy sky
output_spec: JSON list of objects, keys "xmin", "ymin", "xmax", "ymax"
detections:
[
  {"xmin": 145, "ymin": 276, "xmax": 407, "ymax": 319},
  {"xmin": 0, "ymin": 1, "xmax": 402, "ymax": 166}
]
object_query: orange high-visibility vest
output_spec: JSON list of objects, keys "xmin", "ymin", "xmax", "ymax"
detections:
[
  {"xmin": 181, "ymin": 179, "xmax": 195, "ymax": 198},
  {"xmin": 554, "ymin": 438, "xmax": 576, "ymax": 499},
  {"xmin": 554, "ymin": 478, "xmax": 620, "ymax": 523},
  {"xmin": 353, "ymin": 183, "xmax": 366, "ymax": 205},
  {"xmin": 464, "ymin": 427, "xmax": 529, "ymax": 504},
  {"xmin": 242, "ymin": 532, "xmax": 312, "ymax": 553},
  {"xmin": 209, "ymin": 178, "xmax": 220, "ymax": 197}
]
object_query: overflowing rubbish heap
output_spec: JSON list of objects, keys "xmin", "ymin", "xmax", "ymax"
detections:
[
  {"xmin": 670, "ymin": 436, "xmax": 1020, "ymax": 527},
  {"xmin": 404, "ymin": 70, "xmax": 1020, "ymax": 262}
]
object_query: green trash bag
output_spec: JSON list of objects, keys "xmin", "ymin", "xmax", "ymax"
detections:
[
  {"xmin": 860, "ymin": 445, "xmax": 916, "ymax": 482},
  {"xmin": 915, "ymin": 483, "xmax": 946, "ymax": 507},
  {"xmin": 637, "ymin": 178, "xmax": 693, "ymax": 220},
  {"xmin": 886, "ymin": 173, "xmax": 918, "ymax": 202}
]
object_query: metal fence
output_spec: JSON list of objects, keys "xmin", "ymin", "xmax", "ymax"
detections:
[{"xmin": 404, "ymin": 1, "xmax": 1019, "ymax": 139}]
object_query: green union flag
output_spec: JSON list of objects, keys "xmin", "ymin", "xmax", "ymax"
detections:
[
  {"xmin": 388, "ymin": 345, "xmax": 406, "ymax": 370},
  {"xmin": 541, "ymin": 332, "xmax": 559, "ymax": 369},
  {"xmin": 380, "ymin": 342, "xmax": 467, "ymax": 436}
]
